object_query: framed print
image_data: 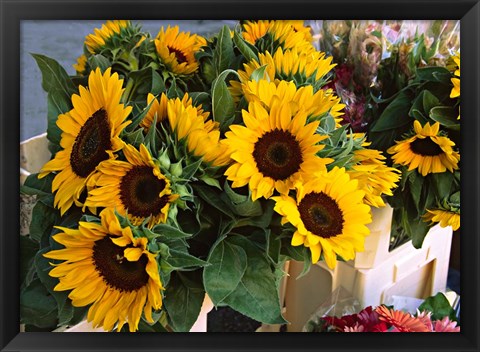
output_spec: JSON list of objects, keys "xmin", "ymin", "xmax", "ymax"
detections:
[{"xmin": 1, "ymin": 0, "xmax": 479, "ymax": 351}]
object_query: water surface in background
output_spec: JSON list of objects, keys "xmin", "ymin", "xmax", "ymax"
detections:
[{"xmin": 20, "ymin": 20, "xmax": 237, "ymax": 141}]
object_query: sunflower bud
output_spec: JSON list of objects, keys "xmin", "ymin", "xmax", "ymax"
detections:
[
  {"xmin": 158, "ymin": 150, "xmax": 171, "ymax": 170},
  {"xmin": 170, "ymin": 161, "xmax": 183, "ymax": 177}
]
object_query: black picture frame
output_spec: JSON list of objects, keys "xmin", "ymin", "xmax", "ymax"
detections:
[{"xmin": 1, "ymin": 0, "xmax": 479, "ymax": 351}]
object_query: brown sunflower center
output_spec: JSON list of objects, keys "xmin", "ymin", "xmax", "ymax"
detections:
[
  {"xmin": 93, "ymin": 236, "xmax": 149, "ymax": 292},
  {"xmin": 298, "ymin": 192, "xmax": 344, "ymax": 238},
  {"xmin": 120, "ymin": 165, "xmax": 169, "ymax": 218},
  {"xmin": 70, "ymin": 109, "xmax": 112, "ymax": 178},
  {"xmin": 168, "ymin": 46, "xmax": 188, "ymax": 64},
  {"xmin": 253, "ymin": 129, "xmax": 303, "ymax": 181},
  {"xmin": 410, "ymin": 137, "xmax": 443, "ymax": 156}
]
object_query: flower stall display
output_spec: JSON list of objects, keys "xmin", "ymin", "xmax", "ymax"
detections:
[
  {"xmin": 19, "ymin": 20, "xmax": 402, "ymax": 333},
  {"xmin": 303, "ymin": 290, "xmax": 460, "ymax": 333},
  {"xmin": 315, "ymin": 20, "xmax": 460, "ymax": 249}
]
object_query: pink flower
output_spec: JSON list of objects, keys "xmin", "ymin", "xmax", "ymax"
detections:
[
  {"xmin": 416, "ymin": 310, "xmax": 434, "ymax": 331},
  {"xmin": 433, "ymin": 317, "xmax": 461, "ymax": 332},
  {"xmin": 344, "ymin": 323, "xmax": 365, "ymax": 332}
]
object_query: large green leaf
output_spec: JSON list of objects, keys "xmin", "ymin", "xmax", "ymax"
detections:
[
  {"xmin": 415, "ymin": 66, "xmax": 452, "ymax": 84},
  {"xmin": 233, "ymin": 30, "xmax": 258, "ymax": 63},
  {"xmin": 418, "ymin": 292, "xmax": 458, "ymax": 322},
  {"xmin": 222, "ymin": 236, "xmax": 287, "ymax": 324},
  {"xmin": 20, "ymin": 278, "xmax": 58, "ymax": 329},
  {"xmin": 35, "ymin": 248, "xmax": 74, "ymax": 326},
  {"xmin": 31, "ymin": 54, "xmax": 77, "ymax": 100},
  {"xmin": 214, "ymin": 26, "xmax": 235, "ymax": 76},
  {"xmin": 87, "ymin": 54, "xmax": 111, "ymax": 72},
  {"xmin": 203, "ymin": 238, "xmax": 247, "ymax": 305},
  {"xmin": 167, "ymin": 249, "xmax": 209, "ymax": 270},
  {"xmin": 163, "ymin": 271, "xmax": 205, "ymax": 332},
  {"xmin": 211, "ymin": 69, "xmax": 238, "ymax": 131},
  {"xmin": 370, "ymin": 91, "xmax": 413, "ymax": 132},
  {"xmin": 20, "ymin": 235, "xmax": 39, "ymax": 288},
  {"xmin": 151, "ymin": 223, "xmax": 193, "ymax": 239},
  {"xmin": 21, "ymin": 173, "xmax": 54, "ymax": 197},
  {"xmin": 29, "ymin": 202, "xmax": 59, "ymax": 244},
  {"xmin": 429, "ymin": 106, "xmax": 460, "ymax": 130}
]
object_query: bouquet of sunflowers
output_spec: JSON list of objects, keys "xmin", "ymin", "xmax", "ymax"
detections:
[
  {"xmin": 315, "ymin": 20, "xmax": 460, "ymax": 249},
  {"xmin": 20, "ymin": 20, "xmax": 400, "ymax": 332}
]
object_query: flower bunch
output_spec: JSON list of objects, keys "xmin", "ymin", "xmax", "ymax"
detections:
[
  {"xmin": 305, "ymin": 293, "xmax": 460, "ymax": 333},
  {"xmin": 314, "ymin": 20, "xmax": 460, "ymax": 248},
  {"xmin": 21, "ymin": 20, "xmax": 400, "ymax": 332}
]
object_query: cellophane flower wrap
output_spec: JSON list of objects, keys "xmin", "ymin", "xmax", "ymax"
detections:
[
  {"xmin": 315, "ymin": 20, "xmax": 460, "ymax": 248},
  {"xmin": 21, "ymin": 20, "xmax": 401, "ymax": 332}
]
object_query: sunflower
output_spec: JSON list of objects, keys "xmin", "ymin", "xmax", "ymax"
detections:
[
  {"xmin": 140, "ymin": 92, "xmax": 209, "ymax": 132},
  {"xmin": 85, "ymin": 144, "xmax": 178, "ymax": 228},
  {"xmin": 224, "ymin": 98, "xmax": 332, "ymax": 201},
  {"xmin": 423, "ymin": 208, "xmax": 460, "ymax": 231},
  {"xmin": 85, "ymin": 20, "xmax": 131, "ymax": 54},
  {"xmin": 237, "ymin": 79, "xmax": 344, "ymax": 125},
  {"xmin": 232, "ymin": 47, "xmax": 334, "ymax": 94},
  {"xmin": 347, "ymin": 148, "xmax": 401, "ymax": 207},
  {"xmin": 449, "ymin": 52, "xmax": 460, "ymax": 119},
  {"xmin": 272, "ymin": 167, "xmax": 372, "ymax": 269},
  {"xmin": 73, "ymin": 54, "xmax": 87, "ymax": 75},
  {"xmin": 38, "ymin": 68, "xmax": 132, "ymax": 215},
  {"xmin": 387, "ymin": 121, "xmax": 460, "ymax": 177},
  {"xmin": 154, "ymin": 26, "xmax": 206, "ymax": 75},
  {"xmin": 167, "ymin": 97, "xmax": 231, "ymax": 166},
  {"xmin": 44, "ymin": 208, "xmax": 163, "ymax": 332},
  {"xmin": 450, "ymin": 52, "xmax": 460, "ymax": 98},
  {"xmin": 241, "ymin": 20, "xmax": 315, "ymax": 54}
]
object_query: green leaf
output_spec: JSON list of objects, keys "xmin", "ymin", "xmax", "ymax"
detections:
[
  {"xmin": 21, "ymin": 173, "xmax": 54, "ymax": 197},
  {"xmin": 31, "ymin": 53, "xmax": 76, "ymax": 100},
  {"xmin": 199, "ymin": 175, "xmax": 222, "ymax": 189},
  {"xmin": 415, "ymin": 66, "xmax": 452, "ymax": 84},
  {"xmin": 181, "ymin": 158, "xmax": 203, "ymax": 180},
  {"xmin": 167, "ymin": 249, "xmax": 209, "ymax": 270},
  {"xmin": 250, "ymin": 65, "xmax": 269, "ymax": 82},
  {"xmin": 429, "ymin": 106, "xmax": 460, "ymax": 130},
  {"xmin": 35, "ymin": 248, "xmax": 74, "ymax": 326},
  {"xmin": 222, "ymin": 182, "xmax": 263, "ymax": 217},
  {"xmin": 410, "ymin": 218, "xmax": 430, "ymax": 248},
  {"xmin": 431, "ymin": 172, "xmax": 454, "ymax": 201},
  {"xmin": 136, "ymin": 319, "xmax": 169, "ymax": 332},
  {"xmin": 421, "ymin": 90, "xmax": 441, "ymax": 113},
  {"xmin": 370, "ymin": 91, "xmax": 413, "ymax": 132},
  {"xmin": 203, "ymin": 239, "xmax": 247, "ymax": 305},
  {"xmin": 418, "ymin": 292, "xmax": 458, "ymax": 322},
  {"xmin": 124, "ymin": 128, "xmax": 145, "ymax": 147},
  {"xmin": 233, "ymin": 30, "xmax": 258, "ymax": 63},
  {"xmin": 211, "ymin": 69, "xmax": 238, "ymax": 131},
  {"xmin": 87, "ymin": 54, "xmax": 111, "ymax": 72},
  {"xmin": 222, "ymin": 236, "xmax": 287, "ymax": 324},
  {"xmin": 29, "ymin": 202, "xmax": 59, "ymax": 243},
  {"xmin": 408, "ymin": 171, "xmax": 424, "ymax": 213},
  {"xmin": 193, "ymin": 184, "xmax": 236, "ymax": 219},
  {"xmin": 214, "ymin": 26, "xmax": 235, "ymax": 76},
  {"xmin": 20, "ymin": 278, "xmax": 58, "ymax": 329},
  {"xmin": 188, "ymin": 92, "xmax": 211, "ymax": 108},
  {"xmin": 151, "ymin": 223, "xmax": 192, "ymax": 239},
  {"xmin": 20, "ymin": 235, "xmax": 39, "ymax": 287},
  {"xmin": 47, "ymin": 90, "xmax": 72, "ymax": 148},
  {"xmin": 163, "ymin": 271, "xmax": 205, "ymax": 332}
]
